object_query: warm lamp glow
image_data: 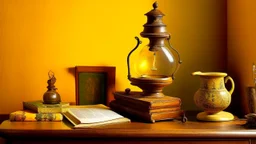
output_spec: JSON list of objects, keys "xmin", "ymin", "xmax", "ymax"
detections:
[
  {"xmin": 133, "ymin": 44, "xmax": 178, "ymax": 78},
  {"xmin": 137, "ymin": 60, "xmax": 149, "ymax": 74}
]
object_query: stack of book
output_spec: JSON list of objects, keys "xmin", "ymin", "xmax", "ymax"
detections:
[
  {"xmin": 9, "ymin": 100, "xmax": 69, "ymax": 122},
  {"xmin": 110, "ymin": 91, "xmax": 184, "ymax": 123}
]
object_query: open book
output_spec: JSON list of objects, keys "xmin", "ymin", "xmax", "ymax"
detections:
[{"xmin": 63, "ymin": 104, "xmax": 130, "ymax": 128}]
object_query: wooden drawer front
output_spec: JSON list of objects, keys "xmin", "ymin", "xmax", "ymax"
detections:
[{"xmin": 7, "ymin": 139, "xmax": 250, "ymax": 144}]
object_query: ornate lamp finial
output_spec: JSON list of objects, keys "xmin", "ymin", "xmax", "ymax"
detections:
[{"xmin": 153, "ymin": 1, "xmax": 158, "ymax": 9}]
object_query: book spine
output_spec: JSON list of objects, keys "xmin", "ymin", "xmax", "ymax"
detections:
[
  {"xmin": 114, "ymin": 93, "xmax": 181, "ymax": 109},
  {"xmin": 23, "ymin": 102, "xmax": 69, "ymax": 113},
  {"xmin": 9, "ymin": 111, "xmax": 63, "ymax": 122},
  {"xmin": 37, "ymin": 107, "xmax": 69, "ymax": 113},
  {"xmin": 114, "ymin": 100, "xmax": 181, "ymax": 113},
  {"xmin": 23, "ymin": 102, "xmax": 39, "ymax": 113},
  {"xmin": 114, "ymin": 93, "xmax": 151, "ymax": 109},
  {"xmin": 150, "ymin": 110, "xmax": 182, "ymax": 121},
  {"xmin": 110, "ymin": 101, "xmax": 182, "ymax": 123},
  {"xmin": 110, "ymin": 101, "xmax": 153, "ymax": 122},
  {"xmin": 150, "ymin": 99, "xmax": 181, "ymax": 109}
]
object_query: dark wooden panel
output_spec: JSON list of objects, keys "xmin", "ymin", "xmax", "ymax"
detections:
[
  {"xmin": 5, "ymin": 140, "xmax": 250, "ymax": 144},
  {"xmin": 0, "ymin": 114, "xmax": 8, "ymax": 124}
]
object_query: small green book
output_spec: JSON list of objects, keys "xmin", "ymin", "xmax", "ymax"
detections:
[{"xmin": 23, "ymin": 100, "xmax": 70, "ymax": 113}]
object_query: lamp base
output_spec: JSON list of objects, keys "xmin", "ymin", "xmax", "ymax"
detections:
[
  {"xmin": 110, "ymin": 91, "xmax": 186, "ymax": 123},
  {"xmin": 196, "ymin": 111, "xmax": 234, "ymax": 122}
]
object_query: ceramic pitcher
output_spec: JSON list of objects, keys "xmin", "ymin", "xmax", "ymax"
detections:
[{"xmin": 192, "ymin": 71, "xmax": 235, "ymax": 114}]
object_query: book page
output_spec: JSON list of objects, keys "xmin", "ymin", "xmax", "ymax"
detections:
[{"xmin": 68, "ymin": 107, "xmax": 124, "ymax": 124}]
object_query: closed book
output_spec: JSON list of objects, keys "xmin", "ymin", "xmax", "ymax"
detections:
[
  {"xmin": 110, "ymin": 100, "xmax": 182, "ymax": 123},
  {"xmin": 9, "ymin": 111, "xmax": 63, "ymax": 122},
  {"xmin": 23, "ymin": 100, "xmax": 69, "ymax": 113},
  {"xmin": 113, "ymin": 100, "xmax": 181, "ymax": 113},
  {"xmin": 114, "ymin": 92, "xmax": 181, "ymax": 109},
  {"xmin": 63, "ymin": 104, "xmax": 130, "ymax": 128}
]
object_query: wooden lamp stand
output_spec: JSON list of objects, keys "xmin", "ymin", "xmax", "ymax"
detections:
[{"xmin": 110, "ymin": 76, "xmax": 186, "ymax": 123}]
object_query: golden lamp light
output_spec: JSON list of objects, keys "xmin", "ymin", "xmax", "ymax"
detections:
[{"xmin": 110, "ymin": 2, "xmax": 186, "ymax": 123}]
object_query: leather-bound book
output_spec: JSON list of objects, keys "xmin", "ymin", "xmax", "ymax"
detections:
[
  {"xmin": 113, "ymin": 99, "xmax": 181, "ymax": 113},
  {"xmin": 23, "ymin": 100, "xmax": 70, "ymax": 113},
  {"xmin": 110, "ymin": 100, "xmax": 183, "ymax": 123},
  {"xmin": 113, "ymin": 92, "xmax": 181, "ymax": 110}
]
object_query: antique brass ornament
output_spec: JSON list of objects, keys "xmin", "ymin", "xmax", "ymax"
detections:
[{"xmin": 43, "ymin": 71, "xmax": 61, "ymax": 104}]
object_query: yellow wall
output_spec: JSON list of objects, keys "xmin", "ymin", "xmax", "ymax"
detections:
[
  {"xmin": 0, "ymin": 0, "xmax": 227, "ymax": 114},
  {"xmin": 227, "ymin": 0, "xmax": 256, "ymax": 115},
  {"xmin": 160, "ymin": 0, "xmax": 227, "ymax": 111}
]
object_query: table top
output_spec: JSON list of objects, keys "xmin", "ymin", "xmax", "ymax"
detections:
[{"xmin": 1, "ymin": 118, "xmax": 256, "ymax": 139}]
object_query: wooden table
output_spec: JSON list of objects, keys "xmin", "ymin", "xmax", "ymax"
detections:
[{"xmin": 0, "ymin": 118, "xmax": 256, "ymax": 144}]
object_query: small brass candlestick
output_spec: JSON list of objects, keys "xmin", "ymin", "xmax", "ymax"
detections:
[{"xmin": 43, "ymin": 71, "xmax": 61, "ymax": 104}]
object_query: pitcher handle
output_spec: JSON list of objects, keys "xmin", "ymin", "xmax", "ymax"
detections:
[{"xmin": 224, "ymin": 76, "xmax": 235, "ymax": 95}]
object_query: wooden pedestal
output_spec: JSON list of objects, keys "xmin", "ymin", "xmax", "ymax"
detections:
[{"xmin": 110, "ymin": 92, "xmax": 186, "ymax": 123}]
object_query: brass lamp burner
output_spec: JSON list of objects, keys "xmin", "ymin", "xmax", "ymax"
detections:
[{"xmin": 130, "ymin": 76, "xmax": 172, "ymax": 97}]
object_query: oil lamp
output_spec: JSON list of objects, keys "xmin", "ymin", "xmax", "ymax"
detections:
[
  {"xmin": 127, "ymin": 2, "xmax": 182, "ymax": 97},
  {"xmin": 110, "ymin": 2, "xmax": 186, "ymax": 123}
]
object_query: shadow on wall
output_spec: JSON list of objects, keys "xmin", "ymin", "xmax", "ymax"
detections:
[
  {"xmin": 67, "ymin": 67, "xmax": 75, "ymax": 78},
  {"xmin": 223, "ymin": 75, "xmax": 244, "ymax": 118}
]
